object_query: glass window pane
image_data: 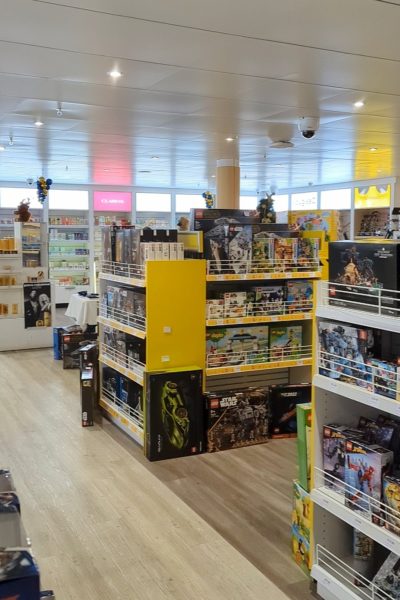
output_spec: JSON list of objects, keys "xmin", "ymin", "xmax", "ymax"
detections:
[
  {"xmin": 321, "ymin": 189, "xmax": 351, "ymax": 210},
  {"xmin": 273, "ymin": 194, "xmax": 289, "ymax": 212},
  {"xmin": 176, "ymin": 194, "xmax": 204, "ymax": 212},
  {"xmin": 0, "ymin": 188, "xmax": 43, "ymax": 209},
  {"xmin": 240, "ymin": 196, "xmax": 257, "ymax": 210},
  {"xmin": 136, "ymin": 193, "xmax": 171, "ymax": 212},
  {"xmin": 291, "ymin": 192, "xmax": 318, "ymax": 210},
  {"xmin": 49, "ymin": 190, "xmax": 89, "ymax": 210}
]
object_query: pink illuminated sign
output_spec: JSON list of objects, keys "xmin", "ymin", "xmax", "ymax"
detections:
[{"xmin": 93, "ymin": 191, "xmax": 132, "ymax": 212}]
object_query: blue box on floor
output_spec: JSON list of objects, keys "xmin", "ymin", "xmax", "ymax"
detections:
[
  {"xmin": 0, "ymin": 550, "xmax": 40, "ymax": 600},
  {"xmin": 53, "ymin": 327, "xmax": 63, "ymax": 360}
]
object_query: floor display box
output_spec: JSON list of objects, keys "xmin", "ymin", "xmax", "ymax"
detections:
[
  {"xmin": 145, "ymin": 369, "xmax": 204, "ymax": 461},
  {"xmin": 328, "ymin": 241, "xmax": 400, "ymax": 316}
]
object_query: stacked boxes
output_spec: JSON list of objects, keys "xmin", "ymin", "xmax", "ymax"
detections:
[
  {"xmin": 206, "ymin": 325, "xmax": 270, "ymax": 367},
  {"xmin": 101, "ymin": 226, "xmax": 182, "ymax": 265}
]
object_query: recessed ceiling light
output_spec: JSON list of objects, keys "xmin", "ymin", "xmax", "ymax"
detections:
[
  {"xmin": 0, "ymin": 146, "xmax": 5, "ymax": 152},
  {"xmin": 354, "ymin": 100, "xmax": 365, "ymax": 108},
  {"xmin": 370, "ymin": 147, "xmax": 377, "ymax": 152},
  {"xmin": 225, "ymin": 137, "xmax": 235, "ymax": 142},
  {"xmin": 108, "ymin": 69, "xmax": 122, "ymax": 79},
  {"xmin": 35, "ymin": 120, "xmax": 43, "ymax": 127},
  {"xmin": 211, "ymin": 175, "xmax": 216, "ymax": 178}
]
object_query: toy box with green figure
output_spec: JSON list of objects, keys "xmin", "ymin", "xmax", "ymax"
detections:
[
  {"xmin": 145, "ymin": 369, "xmax": 204, "ymax": 461},
  {"xmin": 291, "ymin": 480, "xmax": 311, "ymax": 574}
]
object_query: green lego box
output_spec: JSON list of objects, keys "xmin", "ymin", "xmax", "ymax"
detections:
[{"xmin": 296, "ymin": 403, "xmax": 312, "ymax": 492}]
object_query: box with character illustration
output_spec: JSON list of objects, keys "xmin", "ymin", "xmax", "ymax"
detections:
[
  {"xmin": 206, "ymin": 326, "xmax": 269, "ymax": 368},
  {"xmin": 329, "ymin": 241, "xmax": 400, "ymax": 316},
  {"xmin": 383, "ymin": 475, "xmax": 400, "ymax": 535},
  {"xmin": 318, "ymin": 320, "xmax": 373, "ymax": 389},
  {"xmin": 286, "ymin": 280, "xmax": 314, "ymax": 313},
  {"xmin": 269, "ymin": 383, "xmax": 311, "ymax": 438},
  {"xmin": 291, "ymin": 480, "xmax": 311, "ymax": 574},
  {"xmin": 323, "ymin": 424, "xmax": 365, "ymax": 492},
  {"xmin": 205, "ymin": 388, "xmax": 270, "ymax": 452},
  {"xmin": 145, "ymin": 369, "xmax": 204, "ymax": 461},
  {"xmin": 269, "ymin": 325, "xmax": 303, "ymax": 360},
  {"xmin": 344, "ymin": 439, "xmax": 393, "ymax": 523}
]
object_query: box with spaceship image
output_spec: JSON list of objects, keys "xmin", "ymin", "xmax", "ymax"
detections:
[
  {"xmin": 328, "ymin": 241, "xmax": 400, "ymax": 316},
  {"xmin": 145, "ymin": 369, "xmax": 204, "ymax": 461}
]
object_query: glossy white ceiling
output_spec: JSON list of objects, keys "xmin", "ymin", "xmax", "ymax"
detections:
[{"xmin": 0, "ymin": 0, "xmax": 400, "ymax": 191}]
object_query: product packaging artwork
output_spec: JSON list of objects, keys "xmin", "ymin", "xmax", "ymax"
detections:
[
  {"xmin": 145, "ymin": 369, "xmax": 204, "ymax": 461},
  {"xmin": 383, "ymin": 475, "xmax": 400, "ymax": 535},
  {"xmin": 228, "ymin": 224, "xmax": 252, "ymax": 274},
  {"xmin": 269, "ymin": 384, "xmax": 311, "ymax": 438},
  {"xmin": 322, "ymin": 424, "xmax": 365, "ymax": 491},
  {"xmin": 344, "ymin": 439, "xmax": 393, "ymax": 522},
  {"xmin": 291, "ymin": 480, "xmax": 311, "ymax": 574},
  {"xmin": 372, "ymin": 552, "xmax": 400, "ymax": 599},
  {"xmin": 269, "ymin": 325, "xmax": 303, "ymax": 360},
  {"xmin": 206, "ymin": 326, "xmax": 269, "ymax": 367},
  {"xmin": 0, "ymin": 549, "xmax": 41, "ymax": 600},
  {"xmin": 224, "ymin": 292, "xmax": 247, "ymax": 318},
  {"xmin": 370, "ymin": 358, "xmax": 400, "ymax": 401},
  {"xmin": 206, "ymin": 299, "xmax": 225, "ymax": 320},
  {"xmin": 286, "ymin": 281, "xmax": 314, "ymax": 313},
  {"xmin": 329, "ymin": 241, "xmax": 400, "ymax": 316},
  {"xmin": 352, "ymin": 529, "xmax": 375, "ymax": 587},
  {"xmin": 205, "ymin": 388, "xmax": 270, "ymax": 452},
  {"xmin": 251, "ymin": 286, "xmax": 285, "ymax": 316},
  {"xmin": 296, "ymin": 403, "xmax": 311, "ymax": 492},
  {"xmin": 318, "ymin": 320, "xmax": 373, "ymax": 390}
]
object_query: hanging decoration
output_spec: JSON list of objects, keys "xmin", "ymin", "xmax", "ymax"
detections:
[
  {"xmin": 14, "ymin": 199, "xmax": 32, "ymax": 223},
  {"xmin": 256, "ymin": 193, "xmax": 276, "ymax": 224},
  {"xmin": 202, "ymin": 191, "xmax": 215, "ymax": 209},
  {"xmin": 36, "ymin": 177, "xmax": 53, "ymax": 204}
]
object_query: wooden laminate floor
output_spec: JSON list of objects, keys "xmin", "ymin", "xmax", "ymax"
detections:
[{"xmin": 0, "ymin": 349, "xmax": 309, "ymax": 600}]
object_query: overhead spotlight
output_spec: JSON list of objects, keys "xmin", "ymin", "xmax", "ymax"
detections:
[
  {"xmin": 35, "ymin": 120, "xmax": 43, "ymax": 127},
  {"xmin": 0, "ymin": 146, "xmax": 5, "ymax": 152},
  {"xmin": 370, "ymin": 147, "xmax": 377, "ymax": 152},
  {"xmin": 354, "ymin": 100, "xmax": 365, "ymax": 108},
  {"xmin": 8, "ymin": 135, "xmax": 13, "ymax": 146},
  {"xmin": 108, "ymin": 69, "xmax": 122, "ymax": 79},
  {"xmin": 225, "ymin": 137, "xmax": 236, "ymax": 142}
]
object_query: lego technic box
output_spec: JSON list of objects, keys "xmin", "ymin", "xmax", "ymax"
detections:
[
  {"xmin": 205, "ymin": 388, "xmax": 270, "ymax": 452},
  {"xmin": 318, "ymin": 320, "xmax": 373, "ymax": 389},
  {"xmin": 145, "ymin": 369, "xmax": 204, "ymax": 461},
  {"xmin": 269, "ymin": 383, "xmax": 311, "ymax": 438},
  {"xmin": 344, "ymin": 439, "xmax": 393, "ymax": 522},
  {"xmin": 328, "ymin": 241, "xmax": 400, "ymax": 316}
]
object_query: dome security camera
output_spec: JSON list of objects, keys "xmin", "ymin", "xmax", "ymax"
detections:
[
  {"xmin": 56, "ymin": 109, "xmax": 63, "ymax": 117},
  {"xmin": 26, "ymin": 178, "xmax": 34, "ymax": 186},
  {"xmin": 298, "ymin": 117, "xmax": 320, "ymax": 139}
]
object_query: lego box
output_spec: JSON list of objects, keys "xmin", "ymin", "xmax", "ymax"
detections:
[
  {"xmin": 296, "ymin": 403, "xmax": 311, "ymax": 492},
  {"xmin": 329, "ymin": 241, "xmax": 400, "ymax": 316},
  {"xmin": 322, "ymin": 424, "xmax": 364, "ymax": 491},
  {"xmin": 269, "ymin": 325, "xmax": 303, "ymax": 360},
  {"xmin": 269, "ymin": 384, "xmax": 311, "ymax": 438},
  {"xmin": 291, "ymin": 481, "xmax": 311, "ymax": 575},
  {"xmin": 205, "ymin": 388, "xmax": 269, "ymax": 452},
  {"xmin": 206, "ymin": 326, "xmax": 269, "ymax": 367},
  {"xmin": 345, "ymin": 439, "xmax": 393, "ymax": 523},
  {"xmin": 145, "ymin": 369, "xmax": 204, "ymax": 461},
  {"xmin": 383, "ymin": 475, "xmax": 400, "ymax": 535},
  {"xmin": 286, "ymin": 280, "xmax": 314, "ymax": 314},
  {"xmin": 0, "ymin": 549, "xmax": 40, "ymax": 600}
]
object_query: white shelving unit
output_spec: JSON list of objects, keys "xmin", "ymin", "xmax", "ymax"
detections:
[
  {"xmin": 48, "ymin": 220, "xmax": 91, "ymax": 304},
  {"xmin": 312, "ymin": 281, "xmax": 400, "ymax": 600}
]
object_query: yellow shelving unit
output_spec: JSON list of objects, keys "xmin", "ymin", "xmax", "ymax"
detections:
[{"xmin": 98, "ymin": 259, "xmax": 206, "ymax": 447}]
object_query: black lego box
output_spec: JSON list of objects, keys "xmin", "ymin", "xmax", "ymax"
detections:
[
  {"xmin": 329, "ymin": 241, "xmax": 400, "ymax": 316},
  {"xmin": 53, "ymin": 326, "xmax": 63, "ymax": 360},
  {"xmin": 145, "ymin": 369, "xmax": 204, "ymax": 461},
  {"xmin": 62, "ymin": 330, "xmax": 97, "ymax": 369},
  {"xmin": 79, "ymin": 342, "xmax": 98, "ymax": 427},
  {"xmin": 269, "ymin": 383, "xmax": 311, "ymax": 438},
  {"xmin": 205, "ymin": 388, "xmax": 270, "ymax": 452},
  {"xmin": 0, "ymin": 549, "xmax": 40, "ymax": 599}
]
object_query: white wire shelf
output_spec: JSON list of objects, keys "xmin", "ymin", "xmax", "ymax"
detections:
[
  {"xmin": 99, "ymin": 342, "xmax": 145, "ymax": 386},
  {"xmin": 100, "ymin": 387, "xmax": 144, "ymax": 446},
  {"xmin": 100, "ymin": 261, "xmax": 146, "ymax": 287},
  {"xmin": 48, "ymin": 223, "xmax": 88, "ymax": 228},
  {"xmin": 318, "ymin": 348, "xmax": 400, "ymax": 402},
  {"xmin": 312, "ymin": 545, "xmax": 393, "ymax": 600},
  {"xmin": 312, "ymin": 468, "xmax": 400, "ymax": 555},
  {"xmin": 207, "ymin": 299, "xmax": 313, "ymax": 326},
  {"xmin": 98, "ymin": 305, "xmax": 146, "ymax": 339},
  {"xmin": 206, "ymin": 258, "xmax": 321, "ymax": 281},
  {"xmin": 206, "ymin": 343, "xmax": 312, "ymax": 375},
  {"xmin": 318, "ymin": 281, "xmax": 400, "ymax": 333},
  {"xmin": 49, "ymin": 239, "xmax": 89, "ymax": 244}
]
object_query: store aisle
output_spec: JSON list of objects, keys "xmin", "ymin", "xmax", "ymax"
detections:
[{"xmin": 0, "ymin": 349, "xmax": 309, "ymax": 600}]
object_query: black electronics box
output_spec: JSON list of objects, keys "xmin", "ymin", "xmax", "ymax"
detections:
[
  {"xmin": 53, "ymin": 326, "xmax": 64, "ymax": 360},
  {"xmin": 79, "ymin": 343, "xmax": 98, "ymax": 427},
  {"xmin": 205, "ymin": 388, "xmax": 270, "ymax": 452},
  {"xmin": 269, "ymin": 383, "xmax": 311, "ymax": 438},
  {"xmin": 145, "ymin": 369, "xmax": 204, "ymax": 461},
  {"xmin": 328, "ymin": 241, "xmax": 400, "ymax": 316},
  {"xmin": 62, "ymin": 330, "xmax": 97, "ymax": 369}
]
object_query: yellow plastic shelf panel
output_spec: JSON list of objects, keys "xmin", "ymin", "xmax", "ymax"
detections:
[
  {"xmin": 99, "ymin": 354, "xmax": 144, "ymax": 386},
  {"xmin": 99, "ymin": 397, "xmax": 144, "ymax": 446},
  {"xmin": 206, "ymin": 271, "xmax": 321, "ymax": 282},
  {"xmin": 206, "ymin": 357, "xmax": 312, "ymax": 376},
  {"xmin": 206, "ymin": 312, "xmax": 313, "ymax": 327}
]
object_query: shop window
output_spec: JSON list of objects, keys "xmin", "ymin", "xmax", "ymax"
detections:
[
  {"xmin": 0, "ymin": 188, "xmax": 43, "ymax": 210},
  {"xmin": 273, "ymin": 194, "xmax": 289, "ymax": 213},
  {"xmin": 49, "ymin": 190, "xmax": 89, "ymax": 210},
  {"xmin": 320, "ymin": 189, "xmax": 351, "ymax": 210},
  {"xmin": 291, "ymin": 192, "xmax": 318, "ymax": 210},
  {"xmin": 136, "ymin": 193, "xmax": 171, "ymax": 213},
  {"xmin": 176, "ymin": 194, "xmax": 204, "ymax": 213},
  {"xmin": 240, "ymin": 196, "xmax": 258, "ymax": 210}
]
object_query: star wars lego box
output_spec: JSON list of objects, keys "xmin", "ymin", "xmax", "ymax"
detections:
[
  {"xmin": 0, "ymin": 549, "xmax": 41, "ymax": 600},
  {"xmin": 269, "ymin": 325, "xmax": 303, "ymax": 360},
  {"xmin": 205, "ymin": 388, "xmax": 270, "ymax": 452},
  {"xmin": 318, "ymin": 321, "xmax": 373, "ymax": 390},
  {"xmin": 269, "ymin": 383, "xmax": 311, "ymax": 438},
  {"xmin": 145, "ymin": 369, "xmax": 204, "ymax": 461},
  {"xmin": 228, "ymin": 224, "xmax": 252, "ymax": 274},
  {"xmin": 345, "ymin": 439, "xmax": 393, "ymax": 523},
  {"xmin": 329, "ymin": 241, "xmax": 400, "ymax": 316},
  {"xmin": 62, "ymin": 330, "xmax": 97, "ymax": 369},
  {"xmin": 383, "ymin": 475, "xmax": 400, "ymax": 535}
]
